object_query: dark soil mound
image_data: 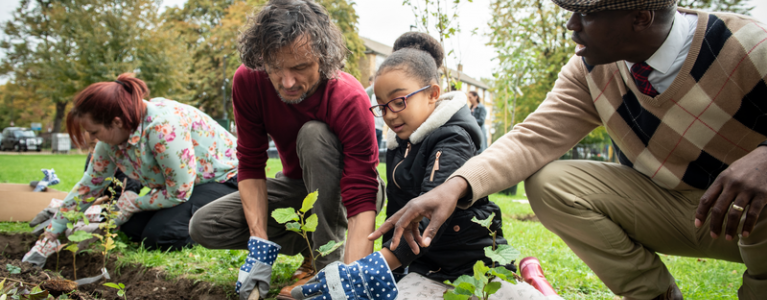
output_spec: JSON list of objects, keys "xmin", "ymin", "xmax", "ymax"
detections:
[{"xmin": 0, "ymin": 233, "xmax": 234, "ymax": 299}]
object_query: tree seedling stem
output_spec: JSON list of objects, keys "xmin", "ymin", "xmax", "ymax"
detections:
[{"xmin": 272, "ymin": 190, "xmax": 345, "ymax": 274}]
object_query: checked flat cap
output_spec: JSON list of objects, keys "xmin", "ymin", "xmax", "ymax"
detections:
[{"xmin": 551, "ymin": 0, "xmax": 677, "ymax": 13}]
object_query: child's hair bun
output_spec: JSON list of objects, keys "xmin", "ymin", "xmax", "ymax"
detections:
[{"xmin": 392, "ymin": 32, "xmax": 444, "ymax": 69}]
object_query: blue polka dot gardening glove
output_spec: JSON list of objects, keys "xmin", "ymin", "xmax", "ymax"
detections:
[
  {"xmin": 236, "ymin": 237, "xmax": 281, "ymax": 300},
  {"xmin": 291, "ymin": 251, "xmax": 398, "ymax": 300}
]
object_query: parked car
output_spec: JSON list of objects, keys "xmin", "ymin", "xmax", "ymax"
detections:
[{"xmin": 1, "ymin": 127, "xmax": 43, "ymax": 152}]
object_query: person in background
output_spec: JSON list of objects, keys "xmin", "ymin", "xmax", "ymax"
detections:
[
  {"xmin": 22, "ymin": 73, "xmax": 239, "ymax": 267},
  {"xmin": 468, "ymin": 90, "xmax": 487, "ymax": 153}
]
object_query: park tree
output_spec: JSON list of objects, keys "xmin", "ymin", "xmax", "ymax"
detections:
[
  {"xmin": 0, "ymin": 0, "xmax": 190, "ymax": 133},
  {"xmin": 487, "ymin": 0, "xmax": 755, "ymax": 148},
  {"xmin": 404, "ymin": 0, "xmax": 468, "ymax": 91},
  {"xmin": 164, "ymin": 0, "xmax": 366, "ymax": 119}
]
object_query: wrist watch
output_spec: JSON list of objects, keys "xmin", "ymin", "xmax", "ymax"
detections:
[{"xmin": 760, "ymin": 140, "xmax": 767, "ymax": 148}]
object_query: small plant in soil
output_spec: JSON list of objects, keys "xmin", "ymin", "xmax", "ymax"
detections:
[
  {"xmin": 271, "ymin": 190, "xmax": 345, "ymax": 273},
  {"xmin": 5, "ymin": 264, "xmax": 21, "ymax": 275},
  {"xmin": 103, "ymin": 282, "xmax": 126, "ymax": 299},
  {"xmin": 92, "ymin": 178, "xmax": 128, "ymax": 268},
  {"xmin": 0, "ymin": 278, "xmax": 51, "ymax": 300},
  {"xmin": 443, "ymin": 212, "xmax": 519, "ymax": 300}
]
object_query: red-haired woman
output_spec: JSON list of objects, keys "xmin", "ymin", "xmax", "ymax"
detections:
[{"xmin": 23, "ymin": 73, "xmax": 239, "ymax": 267}]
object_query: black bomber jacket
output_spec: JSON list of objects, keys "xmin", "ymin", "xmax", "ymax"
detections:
[{"xmin": 382, "ymin": 91, "xmax": 508, "ymax": 281}]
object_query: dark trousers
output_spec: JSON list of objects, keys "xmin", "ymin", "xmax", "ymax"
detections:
[
  {"xmin": 189, "ymin": 121, "xmax": 384, "ymax": 270},
  {"xmin": 121, "ymin": 179, "xmax": 238, "ymax": 251}
]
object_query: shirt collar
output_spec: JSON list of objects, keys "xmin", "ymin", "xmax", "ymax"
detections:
[{"xmin": 627, "ymin": 11, "xmax": 689, "ymax": 74}]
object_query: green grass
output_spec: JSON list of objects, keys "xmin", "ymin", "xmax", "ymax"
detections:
[
  {"xmin": 0, "ymin": 154, "xmax": 90, "ymax": 193},
  {"xmin": 0, "ymin": 154, "xmax": 748, "ymax": 299}
]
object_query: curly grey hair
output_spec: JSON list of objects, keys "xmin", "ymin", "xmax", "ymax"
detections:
[{"xmin": 238, "ymin": 0, "xmax": 348, "ymax": 80}]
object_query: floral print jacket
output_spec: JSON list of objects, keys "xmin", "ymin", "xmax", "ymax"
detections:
[{"xmin": 49, "ymin": 98, "xmax": 238, "ymax": 234}]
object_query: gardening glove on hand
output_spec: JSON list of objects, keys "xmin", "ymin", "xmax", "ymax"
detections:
[
  {"xmin": 237, "ymin": 237, "xmax": 281, "ymax": 300},
  {"xmin": 113, "ymin": 191, "xmax": 140, "ymax": 226},
  {"xmin": 22, "ymin": 237, "xmax": 61, "ymax": 268},
  {"xmin": 291, "ymin": 251, "xmax": 398, "ymax": 300}
]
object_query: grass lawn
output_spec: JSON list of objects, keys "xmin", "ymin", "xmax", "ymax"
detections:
[{"xmin": 0, "ymin": 154, "xmax": 746, "ymax": 299}]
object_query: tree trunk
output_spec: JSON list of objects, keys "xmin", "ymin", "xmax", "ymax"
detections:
[{"xmin": 52, "ymin": 101, "xmax": 68, "ymax": 133}]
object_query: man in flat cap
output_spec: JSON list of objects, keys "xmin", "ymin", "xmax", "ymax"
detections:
[{"xmin": 369, "ymin": 0, "xmax": 767, "ymax": 299}]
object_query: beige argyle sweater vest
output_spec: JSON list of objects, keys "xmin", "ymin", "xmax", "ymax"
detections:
[{"xmin": 452, "ymin": 9, "xmax": 767, "ymax": 204}]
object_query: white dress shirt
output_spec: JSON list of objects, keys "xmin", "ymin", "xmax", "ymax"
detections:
[{"xmin": 626, "ymin": 12, "xmax": 698, "ymax": 93}]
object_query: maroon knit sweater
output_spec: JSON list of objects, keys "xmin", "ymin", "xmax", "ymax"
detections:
[{"xmin": 232, "ymin": 66, "xmax": 379, "ymax": 217}]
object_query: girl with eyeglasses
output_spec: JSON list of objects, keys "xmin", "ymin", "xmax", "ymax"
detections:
[{"xmin": 292, "ymin": 33, "xmax": 560, "ymax": 300}]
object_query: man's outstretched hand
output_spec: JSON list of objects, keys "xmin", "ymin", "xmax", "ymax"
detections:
[
  {"xmin": 695, "ymin": 146, "xmax": 767, "ymax": 240},
  {"xmin": 368, "ymin": 177, "xmax": 469, "ymax": 253}
]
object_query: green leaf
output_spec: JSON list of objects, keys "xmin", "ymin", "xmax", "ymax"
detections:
[
  {"xmin": 103, "ymin": 283, "xmax": 121, "ymax": 289},
  {"xmin": 6, "ymin": 264, "xmax": 21, "ymax": 275},
  {"xmin": 454, "ymin": 282, "xmax": 476, "ymax": 295},
  {"xmin": 0, "ymin": 294, "xmax": 5, "ymax": 300},
  {"xmin": 303, "ymin": 214, "xmax": 318, "ymax": 232},
  {"xmin": 28, "ymin": 289, "xmax": 49, "ymax": 300},
  {"xmin": 68, "ymin": 230, "xmax": 94, "ymax": 243},
  {"xmin": 66, "ymin": 223, "xmax": 74, "ymax": 230},
  {"xmin": 316, "ymin": 240, "xmax": 345, "ymax": 257},
  {"xmin": 119, "ymin": 283, "xmax": 125, "ymax": 289},
  {"xmin": 490, "ymin": 266, "xmax": 517, "ymax": 283},
  {"xmin": 300, "ymin": 190, "xmax": 319, "ymax": 213},
  {"xmin": 445, "ymin": 275, "xmax": 478, "ymax": 289},
  {"xmin": 472, "ymin": 260, "xmax": 490, "ymax": 283},
  {"xmin": 443, "ymin": 290, "xmax": 471, "ymax": 300},
  {"xmin": 271, "ymin": 208, "xmax": 299, "ymax": 224},
  {"xmin": 65, "ymin": 244, "xmax": 79, "ymax": 253},
  {"xmin": 118, "ymin": 290, "xmax": 125, "ymax": 297},
  {"xmin": 470, "ymin": 212, "xmax": 495, "ymax": 229},
  {"xmin": 0, "ymin": 278, "xmax": 6, "ymax": 290},
  {"xmin": 286, "ymin": 222, "xmax": 302, "ymax": 233},
  {"xmin": 483, "ymin": 281, "xmax": 501, "ymax": 295},
  {"xmin": 484, "ymin": 244, "xmax": 520, "ymax": 265}
]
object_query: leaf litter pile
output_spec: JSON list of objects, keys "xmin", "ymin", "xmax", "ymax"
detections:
[{"xmin": 0, "ymin": 233, "xmax": 233, "ymax": 299}]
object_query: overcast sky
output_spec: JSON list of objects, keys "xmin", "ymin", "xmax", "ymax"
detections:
[{"xmin": 0, "ymin": 0, "xmax": 766, "ymax": 82}]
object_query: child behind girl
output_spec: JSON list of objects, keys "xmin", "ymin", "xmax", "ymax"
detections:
[{"xmin": 292, "ymin": 32, "xmax": 559, "ymax": 300}]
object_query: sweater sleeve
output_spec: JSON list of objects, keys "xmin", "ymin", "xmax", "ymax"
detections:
[
  {"xmin": 450, "ymin": 55, "xmax": 602, "ymax": 208},
  {"xmin": 49, "ymin": 143, "xmax": 116, "ymax": 234},
  {"xmin": 232, "ymin": 66, "xmax": 269, "ymax": 181},
  {"xmin": 332, "ymin": 84, "xmax": 380, "ymax": 217}
]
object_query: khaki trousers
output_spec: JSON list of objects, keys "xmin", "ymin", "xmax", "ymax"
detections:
[
  {"xmin": 189, "ymin": 121, "xmax": 384, "ymax": 270},
  {"xmin": 525, "ymin": 160, "xmax": 767, "ymax": 299}
]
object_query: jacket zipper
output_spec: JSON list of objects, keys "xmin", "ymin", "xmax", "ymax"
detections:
[
  {"xmin": 429, "ymin": 151, "xmax": 442, "ymax": 182},
  {"xmin": 392, "ymin": 142, "xmax": 411, "ymax": 190}
]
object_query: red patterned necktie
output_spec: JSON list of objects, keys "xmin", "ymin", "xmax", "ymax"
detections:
[{"xmin": 631, "ymin": 62, "xmax": 659, "ymax": 97}]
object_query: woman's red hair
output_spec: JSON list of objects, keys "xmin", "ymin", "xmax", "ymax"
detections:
[{"xmin": 66, "ymin": 73, "xmax": 149, "ymax": 147}]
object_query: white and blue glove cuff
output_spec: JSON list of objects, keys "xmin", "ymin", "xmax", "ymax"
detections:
[{"xmin": 246, "ymin": 236, "xmax": 281, "ymax": 266}]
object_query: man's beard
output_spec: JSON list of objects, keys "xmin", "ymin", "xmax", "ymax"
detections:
[
  {"xmin": 278, "ymin": 92, "xmax": 309, "ymax": 104},
  {"xmin": 276, "ymin": 80, "xmax": 320, "ymax": 104}
]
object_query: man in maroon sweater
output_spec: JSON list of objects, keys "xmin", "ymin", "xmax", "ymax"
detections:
[{"xmin": 188, "ymin": 1, "xmax": 382, "ymax": 299}]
